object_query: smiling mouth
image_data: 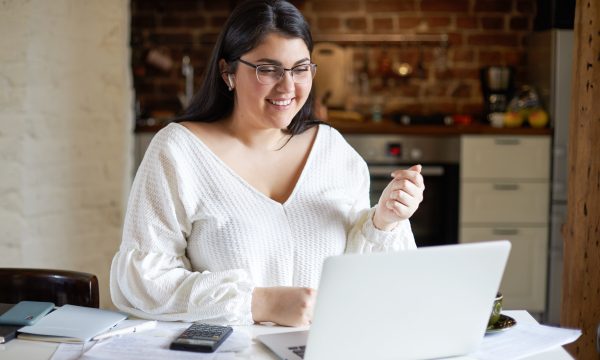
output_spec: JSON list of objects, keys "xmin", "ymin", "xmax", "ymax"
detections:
[{"xmin": 267, "ymin": 98, "xmax": 293, "ymax": 106}]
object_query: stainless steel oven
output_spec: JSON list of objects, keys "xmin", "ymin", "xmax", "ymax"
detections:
[{"xmin": 344, "ymin": 135, "xmax": 460, "ymax": 247}]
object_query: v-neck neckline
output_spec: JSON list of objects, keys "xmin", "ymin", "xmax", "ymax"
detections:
[{"xmin": 172, "ymin": 122, "xmax": 322, "ymax": 207}]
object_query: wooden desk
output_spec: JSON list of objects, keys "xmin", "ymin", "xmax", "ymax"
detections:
[{"xmin": 0, "ymin": 311, "xmax": 572, "ymax": 359}]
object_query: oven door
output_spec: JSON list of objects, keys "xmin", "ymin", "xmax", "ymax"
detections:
[{"xmin": 368, "ymin": 163, "xmax": 459, "ymax": 247}]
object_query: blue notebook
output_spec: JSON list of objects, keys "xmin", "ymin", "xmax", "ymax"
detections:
[
  {"xmin": 18, "ymin": 305, "xmax": 127, "ymax": 343},
  {"xmin": 0, "ymin": 301, "xmax": 54, "ymax": 326}
]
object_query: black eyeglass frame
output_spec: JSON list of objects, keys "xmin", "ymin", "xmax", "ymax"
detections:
[{"xmin": 236, "ymin": 58, "xmax": 317, "ymax": 84}]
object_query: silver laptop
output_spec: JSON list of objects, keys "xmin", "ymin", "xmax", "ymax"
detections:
[{"xmin": 257, "ymin": 241, "xmax": 511, "ymax": 360}]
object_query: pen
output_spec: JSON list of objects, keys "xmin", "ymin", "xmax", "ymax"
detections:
[{"xmin": 92, "ymin": 320, "xmax": 157, "ymax": 341}]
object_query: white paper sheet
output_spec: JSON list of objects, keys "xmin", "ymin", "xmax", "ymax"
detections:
[
  {"xmin": 473, "ymin": 322, "xmax": 581, "ymax": 360},
  {"xmin": 50, "ymin": 321, "xmax": 249, "ymax": 360}
]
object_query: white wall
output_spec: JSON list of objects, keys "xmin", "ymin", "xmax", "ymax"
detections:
[{"xmin": 0, "ymin": 0, "xmax": 133, "ymax": 309}]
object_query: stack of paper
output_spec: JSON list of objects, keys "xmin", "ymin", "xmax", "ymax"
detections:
[
  {"xmin": 18, "ymin": 305, "xmax": 127, "ymax": 343},
  {"xmin": 474, "ymin": 322, "xmax": 581, "ymax": 360}
]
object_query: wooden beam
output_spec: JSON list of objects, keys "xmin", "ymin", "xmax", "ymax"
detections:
[{"xmin": 561, "ymin": 0, "xmax": 600, "ymax": 359}]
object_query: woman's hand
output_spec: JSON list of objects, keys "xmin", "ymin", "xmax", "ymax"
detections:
[
  {"xmin": 252, "ymin": 287, "xmax": 317, "ymax": 327},
  {"xmin": 373, "ymin": 165, "xmax": 425, "ymax": 231}
]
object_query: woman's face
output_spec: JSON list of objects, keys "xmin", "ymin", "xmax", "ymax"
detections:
[{"xmin": 230, "ymin": 32, "xmax": 312, "ymax": 130}]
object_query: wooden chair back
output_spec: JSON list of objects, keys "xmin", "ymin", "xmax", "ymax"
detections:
[{"xmin": 0, "ymin": 268, "xmax": 99, "ymax": 308}]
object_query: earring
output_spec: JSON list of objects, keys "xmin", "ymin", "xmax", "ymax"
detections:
[{"xmin": 227, "ymin": 74, "xmax": 234, "ymax": 91}]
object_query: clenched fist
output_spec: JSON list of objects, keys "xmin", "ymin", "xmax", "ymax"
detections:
[{"xmin": 373, "ymin": 164, "xmax": 425, "ymax": 231}]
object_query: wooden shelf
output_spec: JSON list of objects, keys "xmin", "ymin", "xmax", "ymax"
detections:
[{"xmin": 327, "ymin": 119, "xmax": 553, "ymax": 136}]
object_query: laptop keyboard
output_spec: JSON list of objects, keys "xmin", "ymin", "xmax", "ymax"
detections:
[{"xmin": 288, "ymin": 345, "xmax": 306, "ymax": 358}]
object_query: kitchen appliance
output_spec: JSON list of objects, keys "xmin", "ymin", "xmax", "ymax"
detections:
[
  {"xmin": 344, "ymin": 135, "xmax": 459, "ymax": 247},
  {"xmin": 480, "ymin": 66, "xmax": 515, "ymax": 118},
  {"xmin": 527, "ymin": 29, "xmax": 574, "ymax": 325}
]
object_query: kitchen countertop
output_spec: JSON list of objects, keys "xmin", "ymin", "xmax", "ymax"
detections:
[
  {"xmin": 135, "ymin": 119, "xmax": 552, "ymax": 136},
  {"xmin": 326, "ymin": 119, "xmax": 553, "ymax": 136}
]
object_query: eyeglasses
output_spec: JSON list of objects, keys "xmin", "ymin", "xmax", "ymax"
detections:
[{"xmin": 236, "ymin": 58, "xmax": 317, "ymax": 85}]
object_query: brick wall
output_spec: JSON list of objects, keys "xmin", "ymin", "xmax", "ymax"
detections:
[
  {"xmin": 0, "ymin": 0, "xmax": 133, "ymax": 308},
  {"xmin": 132, "ymin": 0, "xmax": 535, "ymax": 118}
]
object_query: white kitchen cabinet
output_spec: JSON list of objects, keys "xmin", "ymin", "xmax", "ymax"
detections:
[
  {"xmin": 460, "ymin": 135, "xmax": 551, "ymax": 314},
  {"xmin": 460, "ymin": 226, "xmax": 548, "ymax": 311}
]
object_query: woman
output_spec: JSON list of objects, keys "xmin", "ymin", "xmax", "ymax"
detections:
[{"xmin": 110, "ymin": 0, "xmax": 424, "ymax": 327}]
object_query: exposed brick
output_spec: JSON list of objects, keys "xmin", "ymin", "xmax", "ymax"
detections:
[
  {"xmin": 446, "ymin": 32, "xmax": 464, "ymax": 46},
  {"xmin": 133, "ymin": 77, "xmax": 156, "ymax": 94},
  {"xmin": 516, "ymin": 0, "xmax": 535, "ymax": 13},
  {"xmin": 510, "ymin": 16, "xmax": 529, "ymax": 30},
  {"xmin": 392, "ymin": 84, "xmax": 421, "ymax": 97},
  {"xmin": 474, "ymin": 0, "xmax": 512, "ymax": 12},
  {"xmin": 397, "ymin": 17, "xmax": 421, "ymax": 29},
  {"xmin": 461, "ymin": 102, "xmax": 485, "ymax": 115},
  {"xmin": 288, "ymin": 0, "xmax": 307, "ymax": 10},
  {"xmin": 450, "ymin": 82, "xmax": 472, "ymax": 97},
  {"xmin": 190, "ymin": 48, "xmax": 212, "ymax": 61},
  {"xmin": 423, "ymin": 83, "xmax": 448, "ymax": 96},
  {"xmin": 481, "ymin": 16, "xmax": 505, "ymax": 30},
  {"xmin": 456, "ymin": 16, "xmax": 478, "ymax": 29},
  {"xmin": 421, "ymin": 0, "xmax": 469, "ymax": 12},
  {"xmin": 505, "ymin": 50, "xmax": 525, "ymax": 66},
  {"xmin": 149, "ymin": 31, "xmax": 194, "ymax": 45},
  {"xmin": 366, "ymin": 0, "xmax": 416, "ymax": 12},
  {"xmin": 132, "ymin": 15, "xmax": 156, "ymax": 29},
  {"xmin": 312, "ymin": 1, "xmax": 360, "ymax": 12},
  {"xmin": 305, "ymin": 16, "xmax": 314, "ymax": 28},
  {"xmin": 157, "ymin": 81, "xmax": 180, "ymax": 94},
  {"xmin": 399, "ymin": 103, "xmax": 426, "ymax": 114},
  {"xmin": 143, "ymin": 0, "xmax": 202, "ymax": 11},
  {"xmin": 426, "ymin": 16, "xmax": 452, "ymax": 28},
  {"xmin": 468, "ymin": 33, "xmax": 519, "ymax": 47},
  {"xmin": 479, "ymin": 50, "xmax": 503, "ymax": 65},
  {"xmin": 452, "ymin": 49, "xmax": 475, "ymax": 62},
  {"xmin": 515, "ymin": 68, "xmax": 528, "ymax": 84},
  {"xmin": 161, "ymin": 15, "xmax": 184, "ymax": 27},
  {"xmin": 372, "ymin": 17, "xmax": 394, "ymax": 33},
  {"xmin": 139, "ymin": 94, "xmax": 182, "ymax": 112},
  {"xmin": 130, "ymin": 0, "xmax": 537, "ymax": 120},
  {"xmin": 209, "ymin": 16, "xmax": 228, "ymax": 28},
  {"xmin": 161, "ymin": 15, "xmax": 206, "ymax": 28},
  {"xmin": 204, "ymin": 1, "xmax": 233, "ymax": 11},
  {"xmin": 436, "ymin": 67, "xmax": 479, "ymax": 80},
  {"xmin": 346, "ymin": 17, "xmax": 367, "ymax": 30},
  {"xmin": 198, "ymin": 33, "xmax": 219, "ymax": 44},
  {"xmin": 429, "ymin": 102, "xmax": 459, "ymax": 114},
  {"xmin": 317, "ymin": 17, "xmax": 341, "ymax": 30}
]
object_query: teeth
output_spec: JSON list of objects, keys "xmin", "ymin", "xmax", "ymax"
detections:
[{"xmin": 269, "ymin": 99, "xmax": 292, "ymax": 106}]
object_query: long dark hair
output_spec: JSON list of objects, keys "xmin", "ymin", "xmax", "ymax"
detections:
[{"xmin": 175, "ymin": 0, "xmax": 320, "ymax": 135}]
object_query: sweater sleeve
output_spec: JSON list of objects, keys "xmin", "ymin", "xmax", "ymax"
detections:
[
  {"xmin": 344, "ymin": 158, "xmax": 417, "ymax": 253},
  {"xmin": 110, "ymin": 131, "xmax": 254, "ymax": 325}
]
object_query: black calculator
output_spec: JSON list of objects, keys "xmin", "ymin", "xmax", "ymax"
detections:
[{"xmin": 169, "ymin": 323, "xmax": 233, "ymax": 353}]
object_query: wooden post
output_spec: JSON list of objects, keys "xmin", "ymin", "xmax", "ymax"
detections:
[{"xmin": 561, "ymin": 0, "xmax": 600, "ymax": 359}]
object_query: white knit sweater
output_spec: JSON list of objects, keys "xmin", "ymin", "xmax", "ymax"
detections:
[{"xmin": 110, "ymin": 123, "xmax": 416, "ymax": 325}]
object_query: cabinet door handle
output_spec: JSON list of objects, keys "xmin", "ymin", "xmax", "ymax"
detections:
[
  {"xmin": 493, "ymin": 228, "xmax": 519, "ymax": 236},
  {"xmin": 493, "ymin": 183, "xmax": 520, "ymax": 191},
  {"xmin": 495, "ymin": 138, "xmax": 521, "ymax": 145}
]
